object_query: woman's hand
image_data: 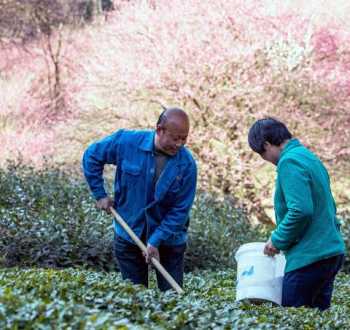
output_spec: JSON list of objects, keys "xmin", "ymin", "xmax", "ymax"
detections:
[{"xmin": 264, "ymin": 238, "xmax": 280, "ymax": 257}]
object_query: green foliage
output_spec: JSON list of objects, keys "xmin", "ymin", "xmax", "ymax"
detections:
[
  {"xmin": 0, "ymin": 267, "xmax": 349, "ymax": 329},
  {"xmin": 339, "ymin": 211, "xmax": 350, "ymax": 272},
  {"xmin": 187, "ymin": 193, "xmax": 268, "ymax": 271},
  {"xmin": 0, "ymin": 163, "xmax": 265, "ymax": 272},
  {"xmin": 0, "ymin": 162, "xmax": 114, "ymax": 270}
]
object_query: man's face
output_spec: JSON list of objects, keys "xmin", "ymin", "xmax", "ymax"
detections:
[{"xmin": 156, "ymin": 117, "xmax": 189, "ymax": 156}]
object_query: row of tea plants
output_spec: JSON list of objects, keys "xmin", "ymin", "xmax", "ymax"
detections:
[{"xmin": 0, "ymin": 267, "xmax": 349, "ymax": 329}]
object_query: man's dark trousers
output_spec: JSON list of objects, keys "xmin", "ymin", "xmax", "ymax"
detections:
[
  {"xmin": 114, "ymin": 235, "xmax": 186, "ymax": 291},
  {"xmin": 282, "ymin": 254, "xmax": 344, "ymax": 310}
]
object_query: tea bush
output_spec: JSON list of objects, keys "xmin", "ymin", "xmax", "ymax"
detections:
[
  {"xmin": 0, "ymin": 162, "xmax": 114, "ymax": 270},
  {"xmin": 339, "ymin": 210, "xmax": 350, "ymax": 272},
  {"xmin": 187, "ymin": 193, "xmax": 268, "ymax": 271},
  {"xmin": 0, "ymin": 163, "xmax": 266, "ymax": 272},
  {"xmin": 0, "ymin": 267, "xmax": 349, "ymax": 329}
]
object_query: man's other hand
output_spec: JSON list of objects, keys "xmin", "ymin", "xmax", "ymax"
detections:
[
  {"xmin": 144, "ymin": 244, "xmax": 160, "ymax": 264},
  {"xmin": 96, "ymin": 197, "xmax": 114, "ymax": 214},
  {"xmin": 264, "ymin": 238, "xmax": 280, "ymax": 257}
]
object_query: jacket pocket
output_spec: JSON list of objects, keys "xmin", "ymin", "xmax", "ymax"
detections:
[
  {"xmin": 121, "ymin": 161, "xmax": 142, "ymax": 175},
  {"xmin": 121, "ymin": 161, "xmax": 142, "ymax": 187}
]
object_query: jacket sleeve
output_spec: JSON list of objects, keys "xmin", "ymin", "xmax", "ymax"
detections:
[
  {"xmin": 271, "ymin": 159, "xmax": 313, "ymax": 251},
  {"xmin": 148, "ymin": 161, "xmax": 197, "ymax": 247},
  {"xmin": 82, "ymin": 130, "xmax": 123, "ymax": 200}
]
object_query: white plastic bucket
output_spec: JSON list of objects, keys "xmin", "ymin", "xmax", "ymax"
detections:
[{"xmin": 234, "ymin": 242, "xmax": 286, "ymax": 305}]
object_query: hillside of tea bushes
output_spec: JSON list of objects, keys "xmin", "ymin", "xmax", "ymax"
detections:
[{"xmin": 0, "ymin": 162, "xmax": 349, "ymax": 329}]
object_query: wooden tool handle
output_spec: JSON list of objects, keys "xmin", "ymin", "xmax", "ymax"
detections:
[{"xmin": 110, "ymin": 207, "xmax": 184, "ymax": 294}]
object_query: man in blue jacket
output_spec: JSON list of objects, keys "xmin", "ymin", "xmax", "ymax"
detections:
[{"xmin": 82, "ymin": 107, "xmax": 197, "ymax": 291}]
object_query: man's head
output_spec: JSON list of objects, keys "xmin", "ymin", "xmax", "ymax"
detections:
[
  {"xmin": 154, "ymin": 107, "xmax": 190, "ymax": 156},
  {"xmin": 248, "ymin": 117, "xmax": 292, "ymax": 165}
]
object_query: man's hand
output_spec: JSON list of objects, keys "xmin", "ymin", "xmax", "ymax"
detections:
[
  {"xmin": 264, "ymin": 238, "xmax": 280, "ymax": 257},
  {"xmin": 96, "ymin": 197, "xmax": 114, "ymax": 214},
  {"xmin": 144, "ymin": 244, "xmax": 160, "ymax": 264}
]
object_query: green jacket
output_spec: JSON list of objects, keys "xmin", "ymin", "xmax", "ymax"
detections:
[{"xmin": 271, "ymin": 139, "xmax": 345, "ymax": 273}]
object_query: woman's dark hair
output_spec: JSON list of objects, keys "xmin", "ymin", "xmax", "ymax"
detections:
[{"xmin": 248, "ymin": 117, "xmax": 292, "ymax": 154}]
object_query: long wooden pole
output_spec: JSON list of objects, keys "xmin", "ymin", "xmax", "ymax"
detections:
[{"xmin": 110, "ymin": 207, "xmax": 184, "ymax": 294}]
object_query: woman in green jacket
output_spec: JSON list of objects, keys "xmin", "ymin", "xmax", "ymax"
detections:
[{"xmin": 248, "ymin": 117, "xmax": 345, "ymax": 310}]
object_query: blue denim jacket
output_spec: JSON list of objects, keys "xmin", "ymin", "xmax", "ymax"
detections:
[{"xmin": 82, "ymin": 129, "xmax": 197, "ymax": 247}]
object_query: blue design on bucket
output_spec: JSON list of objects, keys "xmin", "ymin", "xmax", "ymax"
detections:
[{"xmin": 241, "ymin": 266, "xmax": 254, "ymax": 277}]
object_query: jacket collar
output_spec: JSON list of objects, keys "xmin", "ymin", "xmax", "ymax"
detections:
[
  {"xmin": 278, "ymin": 138, "xmax": 302, "ymax": 163},
  {"xmin": 138, "ymin": 131, "xmax": 155, "ymax": 152}
]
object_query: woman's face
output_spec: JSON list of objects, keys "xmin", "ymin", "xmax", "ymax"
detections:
[{"xmin": 260, "ymin": 142, "xmax": 281, "ymax": 165}]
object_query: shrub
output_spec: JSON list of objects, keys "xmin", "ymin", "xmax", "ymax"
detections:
[
  {"xmin": 186, "ymin": 193, "xmax": 268, "ymax": 271},
  {"xmin": 1, "ymin": 163, "xmax": 347, "ymax": 273},
  {"xmin": 0, "ymin": 163, "xmax": 265, "ymax": 272},
  {"xmin": 339, "ymin": 210, "xmax": 350, "ymax": 272},
  {"xmin": 0, "ymin": 162, "xmax": 114, "ymax": 271},
  {"xmin": 0, "ymin": 267, "xmax": 349, "ymax": 329}
]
